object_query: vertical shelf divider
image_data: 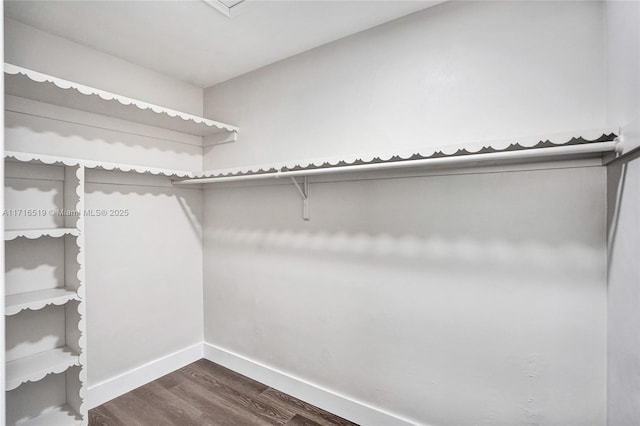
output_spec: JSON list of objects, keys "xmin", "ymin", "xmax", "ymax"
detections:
[{"xmin": 4, "ymin": 160, "xmax": 87, "ymax": 425}]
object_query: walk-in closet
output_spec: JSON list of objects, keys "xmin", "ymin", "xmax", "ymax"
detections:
[{"xmin": 3, "ymin": 1, "xmax": 640, "ymax": 425}]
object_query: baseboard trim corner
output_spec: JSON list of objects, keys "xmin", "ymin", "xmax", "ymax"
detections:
[
  {"xmin": 202, "ymin": 342, "xmax": 417, "ymax": 426},
  {"xmin": 86, "ymin": 342, "xmax": 203, "ymax": 409}
]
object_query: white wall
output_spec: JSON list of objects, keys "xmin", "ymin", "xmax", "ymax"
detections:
[
  {"xmin": 4, "ymin": 99, "xmax": 203, "ymax": 171},
  {"xmin": 85, "ymin": 171, "xmax": 203, "ymax": 387},
  {"xmin": 607, "ymin": 152, "xmax": 640, "ymax": 425},
  {"xmin": 203, "ymin": 0, "xmax": 606, "ymax": 170},
  {"xmin": 201, "ymin": 2, "xmax": 609, "ymax": 424},
  {"xmin": 2, "ymin": 125, "xmax": 205, "ymax": 395},
  {"xmin": 605, "ymin": 1, "xmax": 640, "ymax": 137},
  {"xmin": 0, "ymin": 10, "xmax": 6, "ymax": 424},
  {"xmin": 3, "ymin": 1, "xmax": 620, "ymax": 423},
  {"xmin": 605, "ymin": 1, "xmax": 640, "ymax": 424},
  {"xmin": 4, "ymin": 19, "xmax": 203, "ymax": 116},
  {"xmin": 4, "ymin": 19, "xmax": 205, "ymax": 170},
  {"xmin": 203, "ymin": 164, "xmax": 607, "ymax": 425}
]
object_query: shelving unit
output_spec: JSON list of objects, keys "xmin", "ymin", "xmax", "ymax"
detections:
[
  {"xmin": 6, "ymin": 369, "xmax": 83, "ymax": 426},
  {"xmin": 6, "ymin": 289, "xmax": 80, "ymax": 316},
  {"xmin": 4, "ymin": 157, "xmax": 87, "ymax": 425},
  {"xmin": 4, "ymin": 63, "xmax": 222, "ymax": 425},
  {"xmin": 0, "ymin": 59, "xmax": 626, "ymax": 416},
  {"xmin": 15, "ymin": 405, "xmax": 82, "ymax": 426},
  {"xmin": 4, "ymin": 63, "xmax": 238, "ymax": 139},
  {"xmin": 6, "ymin": 347, "xmax": 80, "ymax": 391},
  {"xmin": 0, "ymin": 137, "xmax": 625, "ymax": 418}
]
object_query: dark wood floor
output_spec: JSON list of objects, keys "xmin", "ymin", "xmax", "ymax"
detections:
[{"xmin": 89, "ymin": 359, "xmax": 358, "ymax": 426}]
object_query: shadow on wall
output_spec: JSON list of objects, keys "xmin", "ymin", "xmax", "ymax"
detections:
[
  {"xmin": 606, "ymin": 149, "xmax": 640, "ymax": 277},
  {"xmin": 5, "ymin": 237, "xmax": 65, "ymax": 286},
  {"xmin": 202, "ymin": 166, "xmax": 608, "ymax": 424},
  {"xmin": 204, "ymin": 165, "xmax": 606, "ymax": 247},
  {"xmin": 203, "ymin": 166, "xmax": 607, "ymax": 296},
  {"xmin": 83, "ymin": 172, "xmax": 205, "ymax": 386},
  {"xmin": 207, "ymin": 227, "xmax": 603, "ymax": 282},
  {"xmin": 4, "ymin": 178, "xmax": 64, "ymax": 229},
  {"xmin": 204, "ymin": 225, "xmax": 607, "ymax": 425},
  {"xmin": 6, "ymin": 367, "xmax": 83, "ymax": 425},
  {"xmin": 84, "ymin": 176, "xmax": 203, "ymax": 240},
  {"xmin": 5, "ymin": 110, "xmax": 202, "ymax": 169},
  {"xmin": 4, "ymin": 302, "xmax": 80, "ymax": 355}
]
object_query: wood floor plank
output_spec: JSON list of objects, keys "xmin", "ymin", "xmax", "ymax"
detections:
[
  {"xmin": 88, "ymin": 405, "xmax": 126, "ymax": 426},
  {"xmin": 156, "ymin": 368, "xmax": 189, "ymax": 390},
  {"xmin": 179, "ymin": 365, "xmax": 295, "ymax": 425},
  {"xmin": 259, "ymin": 388, "xmax": 357, "ymax": 426},
  {"xmin": 166, "ymin": 378, "xmax": 269, "ymax": 426},
  {"xmin": 89, "ymin": 359, "xmax": 358, "ymax": 426},
  {"xmin": 130, "ymin": 381, "xmax": 204, "ymax": 426},
  {"xmin": 286, "ymin": 414, "xmax": 325, "ymax": 426},
  {"xmin": 101, "ymin": 392, "xmax": 167, "ymax": 426},
  {"xmin": 192, "ymin": 358, "xmax": 269, "ymax": 396}
]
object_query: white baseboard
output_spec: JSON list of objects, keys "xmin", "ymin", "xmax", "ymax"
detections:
[
  {"xmin": 202, "ymin": 342, "xmax": 418, "ymax": 426},
  {"xmin": 86, "ymin": 341, "xmax": 419, "ymax": 425},
  {"xmin": 86, "ymin": 342, "xmax": 203, "ymax": 409}
]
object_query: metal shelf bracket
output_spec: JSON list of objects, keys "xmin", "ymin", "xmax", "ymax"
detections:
[{"xmin": 290, "ymin": 176, "xmax": 310, "ymax": 221}]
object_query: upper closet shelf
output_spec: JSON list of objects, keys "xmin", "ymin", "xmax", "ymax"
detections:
[
  {"xmin": 4, "ymin": 150, "xmax": 193, "ymax": 178},
  {"xmin": 177, "ymin": 131, "xmax": 620, "ymax": 184},
  {"xmin": 171, "ymin": 131, "xmax": 619, "ymax": 221},
  {"xmin": 4, "ymin": 63, "xmax": 238, "ymax": 137}
]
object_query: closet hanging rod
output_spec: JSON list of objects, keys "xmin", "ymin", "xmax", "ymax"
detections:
[{"xmin": 173, "ymin": 140, "xmax": 619, "ymax": 185}]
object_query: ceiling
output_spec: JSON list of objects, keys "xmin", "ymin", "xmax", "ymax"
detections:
[{"xmin": 4, "ymin": 0, "xmax": 443, "ymax": 88}]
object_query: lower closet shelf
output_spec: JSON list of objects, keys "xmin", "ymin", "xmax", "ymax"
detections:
[
  {"xmin": 15, "ymin": 405, "xmax": 81, "ymax": 426},
  {"xmin": 6, "ymin": 347, "xmax": 80, "ymax": 391},
  {"xmin": 4, "ymin": 228, "xmax": 80, "ymax": 241},
  {"xmin": 5, "ymin": 289, "xmax": 79, "ymax": 316}
]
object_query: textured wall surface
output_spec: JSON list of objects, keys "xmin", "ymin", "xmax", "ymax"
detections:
[
  {"xmin": 204, "ymin": 1, "xmax": 605, "ymax": 170},
  {"xmin": 204, "ymin": 165, "xmax": 607, "ymax": 425}
]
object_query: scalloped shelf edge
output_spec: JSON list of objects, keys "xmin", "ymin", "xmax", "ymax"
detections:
[
  {"xmin": 5, "ymin": 228, "xmax": 79, "ymax": 241},
  {"xmin": 6, "ymin": 347, "xmax": 80, "ymax": 391},
  {"xmin": 6, "ymin": 289, "xmax": 80, "ymax": 316},
  {"xmin": 4, "ymin": 151, "xmax": 194, "ymax": 178},
  {"xmin": 192, "ymin": 131, "xmax": 619, "ymax": 179},
  {"xmin": 5, "ymin": 131, "xmax": 619, "ymax": 183},
  {"xmin": 5, "ymin": 63, "xmax": 239, "ymax": 135}
]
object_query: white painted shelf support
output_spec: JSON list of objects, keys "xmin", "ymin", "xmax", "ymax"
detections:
[
  {"xmin": 203, "ymin": 130, "xmax": 238, "ymax": 147},
  {"xmin": 290, "ymin": 176, "xmax": 310, "ymax": 221}
]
